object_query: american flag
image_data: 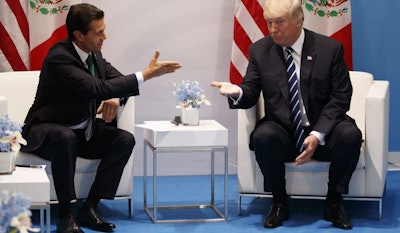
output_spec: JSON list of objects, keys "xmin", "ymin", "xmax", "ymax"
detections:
[
  {"xmin": 0, "ymin": 0, "xmax": 30, "ymax": 71},
  {"xmin": 230, "ymin": 0, "xmax": 268, "ymax": 85},
  {"xmin": 230, "ymin": 0, "xmax": 353, "ymax": 85}
]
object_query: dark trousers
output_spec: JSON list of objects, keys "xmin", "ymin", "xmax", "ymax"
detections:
[
  {"xmin": 251, "ymin": 118, "xmax": 362, "ymax": 194},
  {"xmin": 33, "ymin": 120, "xmax": 135, "ymax": 204}
]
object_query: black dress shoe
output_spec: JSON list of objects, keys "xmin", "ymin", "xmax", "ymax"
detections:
[
  {"xmin": 324, "ymin": 203, "xmax": 352, "ymax": 230},
  {"xmin": 263, "ymin": 203, "xmax": 290, "ymax": 228},
  {"xmin": 78, "ymin": 207, "xmax": 116, "ymax": 232},
  {"xmin": 57, "ymin": 213, "xmax": 84, "ymax": 233}
]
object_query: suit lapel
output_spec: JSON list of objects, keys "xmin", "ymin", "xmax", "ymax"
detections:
[
  {"xmin": 300, "ymin": 30, "xmax": 316, "ymax": 112},
  {"xmin": 92, "ymin": 52, "xmax": 105, "ymax": 79},
  {"xmin": 66, "ymin": 39, "xmax": 87, "ymax": 71}
]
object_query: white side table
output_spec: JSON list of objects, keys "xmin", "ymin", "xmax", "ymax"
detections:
[
  {"xmin": 136, "ymin": 120, "xmax": 229, "ymax": 223},
  {"xmin": 0, "ymin": 166, "xmax": 50, "ymax": 233}
]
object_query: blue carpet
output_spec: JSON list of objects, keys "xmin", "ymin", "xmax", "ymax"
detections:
[{"xmin": 32, "ymin": 171, "xmax": 400, "ymax": 233}]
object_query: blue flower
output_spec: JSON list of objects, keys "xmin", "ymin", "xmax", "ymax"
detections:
[
  {"xmin": 172, "ymin": 80, "xmax": 211, "ymax": 108},
  {"xmin": 0, "ymin": 191, "xmax": 39, "ymax": 233},
  {"xmin": 0, "ymin": 115, "xmax": 26, "ymax": 152}
]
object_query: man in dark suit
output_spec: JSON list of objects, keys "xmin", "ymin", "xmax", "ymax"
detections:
[
  {"xmin": 212, "ymin": 0, "xmax": 361, "ymax": 230},
  {"xmin": 21, "ymin": 3, "xmax": 181, "ymax": 233}
]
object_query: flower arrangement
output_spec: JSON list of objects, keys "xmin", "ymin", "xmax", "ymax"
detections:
[
  {"xmin": 0, "ymin": 191, "xmax": 40, "ymax": 233},
  {"xmin": 0, "ymin": 115, "xmax": 26, "ymax": 152},
  {"xmin": 172, "ymin": 80, "xmax": 211, "ymax": 109}
]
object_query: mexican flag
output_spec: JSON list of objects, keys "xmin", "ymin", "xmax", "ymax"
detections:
[
  {"xmin": 29, "ymin": 0, "xmax": 82, "ymax": 70},
  {"xmin": 302, "ymin": 0, "xmax": 353, "ymax": 70}
]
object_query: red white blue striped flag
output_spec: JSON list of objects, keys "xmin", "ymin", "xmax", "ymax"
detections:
[
  {"xmin": 0, "ymin": 0, "xmax": 30, "ymax": 71},
  {"xmin": 230, "ymin": 0, "xmax": 268, "ymax": 85}
]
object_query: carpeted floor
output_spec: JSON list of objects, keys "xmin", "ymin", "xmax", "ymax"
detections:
[{"xmin": 32, "ymin": 170, "xmax": 400, "ymax": 233}]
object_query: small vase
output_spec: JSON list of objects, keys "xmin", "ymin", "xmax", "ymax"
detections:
[
  {"xmin": 0, "ymin": 151, "xmax": 18, "ymax": 174},
  {"xmin": 181, "ymin": 107, "xmax": 200, "ymax": 126}
]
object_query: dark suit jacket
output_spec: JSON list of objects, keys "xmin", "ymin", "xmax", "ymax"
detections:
[
  {"xmin": 231, "ymin": 29, "xmax": 353, "ymax": 138},
  {"xmin": 22, "ymin": 38, "xmax": 140, "ymax": 151}
]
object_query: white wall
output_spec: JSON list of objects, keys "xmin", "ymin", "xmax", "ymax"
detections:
[{"xmin": 86, "ymin": 0, "xmax": 238, "ymax": 176}]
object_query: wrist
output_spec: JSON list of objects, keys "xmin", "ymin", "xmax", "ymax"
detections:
[{"xmin": 141, "ymin": 68, "xmax": 152, "ymax": 81}]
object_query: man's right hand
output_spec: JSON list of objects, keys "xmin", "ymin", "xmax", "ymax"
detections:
[
  {"xmin": 210, "ymin": 81, "xmax": 241, "ymax": 99},
  {"xmin": 141, "ymin": 50, "xmax": 182, "ymax": 81}
]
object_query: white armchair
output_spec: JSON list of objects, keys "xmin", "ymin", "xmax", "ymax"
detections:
[
  {"xmin": 237, "ymin": 71, "xmax": 390, "ymax": 219},
  {"xmin": 0, "ymin": 71, "xmax": 135, "ymax": 217}
]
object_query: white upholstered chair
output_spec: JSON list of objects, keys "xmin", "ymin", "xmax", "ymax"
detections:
[
  {"xmin": 237, "ymin": 71, "xmax": 389, "ymax": 219},
  {"xmin": 0, "ymin": 71, "xmax": 135, "ymax": 216}
]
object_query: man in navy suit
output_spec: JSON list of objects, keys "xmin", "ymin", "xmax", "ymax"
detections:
[
  {"xmin": 212, "ymin": 0, "xmax": 361, "ymax": 230},
  {"xmin": 21, "ymin": 3, "xmax": 181, "ymax": 233}
]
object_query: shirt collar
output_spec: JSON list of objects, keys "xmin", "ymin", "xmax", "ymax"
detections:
[
  {"xmin": 72, "ymin": 41, "xmax": 91, "ymax": 63},
  {"xmin": 284, "ymin": 28, "xmax": 305, "ymax": 56}
]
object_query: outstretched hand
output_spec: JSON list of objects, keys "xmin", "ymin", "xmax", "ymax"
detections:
[
  {"xmin": 210, "ymin": 81, "xmax": 241, "ymax": 99},
  {"xmin": 142, "ymin": 50, "xmax": 182, "ymax": 81}
]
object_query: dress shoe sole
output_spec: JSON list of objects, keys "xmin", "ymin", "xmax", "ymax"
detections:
[
  {"xmin": 79, "ymin": 220, "xmax": 115, "ymax": 232},
  {"xmin": 56, "ymin": 229, "xmax": 84, "ymax": 233},
  {"xmin": 263, "ymin": 215, "xmax": 289, "ymax": 228},
  {"xmin": 324, "ymin": 213, "xmax": 352, "ymax": 230},
  {"xmin": 56, "ymin": 215, "xmax": 84, "ymax": 233}
]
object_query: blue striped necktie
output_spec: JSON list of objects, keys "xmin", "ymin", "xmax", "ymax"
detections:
[
  {"xmin": 85, "ymin": 53, "xmax": 96, "ymax": 141},
  {"xmin": 285, "ymin": 47, "xmax": 305, "ymax": 152}
]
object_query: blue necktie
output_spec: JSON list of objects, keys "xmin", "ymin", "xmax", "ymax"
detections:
[
  {"xmin": 286, "ymin": 47, "xmax": 305, "ymax": 152},
  {"xmin": 85, "ymin": 54, "xmax": 96, "ymax": 141}
]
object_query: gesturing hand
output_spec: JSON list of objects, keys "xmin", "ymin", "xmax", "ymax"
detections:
[
  {"xmin": 142, "ymin": 50, "xmax": 182, "ymax": 81},
  {"xmin": 210, "ymin": 81, "xmax": 241, "ymax": 99}
]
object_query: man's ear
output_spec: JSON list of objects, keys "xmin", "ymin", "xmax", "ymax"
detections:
[{"xmin": 73, "ymin": 30, "xmax": 83, "ymax": 41}]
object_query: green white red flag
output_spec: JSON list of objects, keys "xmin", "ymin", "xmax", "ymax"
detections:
[
  {"xmin": 303, "ymin": 0, "xmax": 352, "ymax": 70},
  {"xmin": 29, "ymin": 0, "xmax": 82, "ymax": 70}
]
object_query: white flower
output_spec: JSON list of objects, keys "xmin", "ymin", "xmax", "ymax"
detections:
[
  {"xmin": 0, "ymin": 115, "xmax": 26, "ymax": 152},
  {"xmin": 172, "ymin": 80, "xmax": 211, "ymax": 109},
  {"xmin": 9, "ymin": 212, "xmax": 40, "ymax": 233}
]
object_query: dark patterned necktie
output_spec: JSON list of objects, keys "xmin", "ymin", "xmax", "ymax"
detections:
[
  {"xmin": 85, "ymin": 53, "xmax": 96, "ymax": 141},
  {"xmin": 285, "ymin": 47, "xmax": 305, "ymax": 152}
]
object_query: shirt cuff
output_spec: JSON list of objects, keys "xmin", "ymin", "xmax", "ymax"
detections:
[
  {"xmin": 230, "ymin": 86, "xmax": 243, "ymax": 105},
  {"xmin": 135, "ymin": 71, "xmax": 144, "ymax": 86},
  {"xmin": 310, "ymin": 130, "xmax": 326, "ymax": 145}
]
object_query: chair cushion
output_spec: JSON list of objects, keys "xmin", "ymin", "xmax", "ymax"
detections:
[
  {"xmin": 285, "ymin": 147, "xmax": 365, "ymax": 172},
  {"xmin": 16, "ymin": 151, "xmax": 100, "ymax": 174}
]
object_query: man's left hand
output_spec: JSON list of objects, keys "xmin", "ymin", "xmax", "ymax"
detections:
[
  {"xmin": 97, "ymin": 98, "xmax": 119, "ymax": 123},
  {"xmin": 295, "ymin": 134, "xmax": 319, "ymax": 165}
]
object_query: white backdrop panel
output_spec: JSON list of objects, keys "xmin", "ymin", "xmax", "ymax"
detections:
[{"xmin": 85, "ymin": 0, "xmax": 238, "ymax": 175}]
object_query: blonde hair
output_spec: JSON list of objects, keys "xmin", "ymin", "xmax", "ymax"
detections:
[{"xmin": 263, "ymin": 0, "xmax": 303, "ymax": 21}]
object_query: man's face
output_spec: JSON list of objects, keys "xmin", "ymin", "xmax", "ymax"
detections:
[
  {"xmin": 75, "ymin": 19, "xmax": 107, "ymax": 53},
  {"xmin": 266, "ymin": 14, "xmax": 301, "ymax": 47}
]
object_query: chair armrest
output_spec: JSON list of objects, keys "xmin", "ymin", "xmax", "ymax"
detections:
[
  {"xmin": 237, "ymin": 106, "xmax": 258, "ymax": 192},
  {"xmin": 237, "ymin": 94, "xmax": 265, "ymax": 193},
  {"xmin": 364, "ymin": 80, "xmax": 390, "ymax": 197},
  {"xmin": 0, "ymin": 95, "xmax": 7, "ymax": 115},
  {"xmin": 115, "ymin": 96, "xmax": 135, "ymax": 197},
  {"xmin": 117, "ymin": 96, "xmax": 135, "ymax": 134}
]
